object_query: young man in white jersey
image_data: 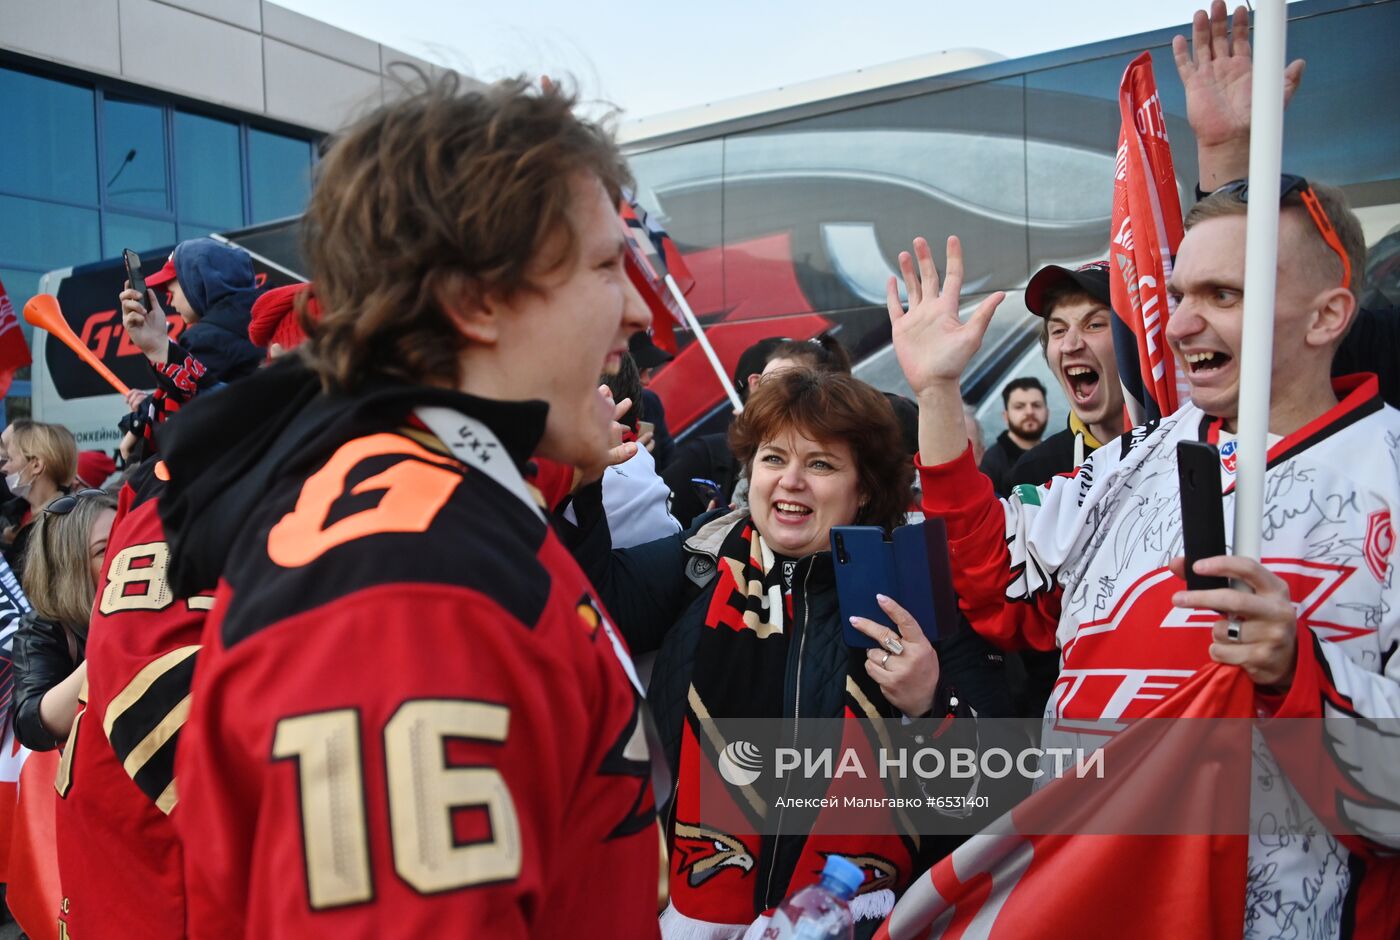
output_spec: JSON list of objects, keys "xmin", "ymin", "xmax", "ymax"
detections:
[{"xmin": 885, "ymin": 169, "xmax": 1398, "ymax": 936}]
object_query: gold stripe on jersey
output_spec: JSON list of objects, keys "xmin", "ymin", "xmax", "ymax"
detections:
[
  {"xmin": 120, "ymin": 693, "xmax": 192, "ymax": 782},
  {"xmin": 103, "ymin": 645, "xmax": 200, "ymax": 742},
  {"xmin": 155, "ymin": 778, "xmax": 178, "ymax": 815}
]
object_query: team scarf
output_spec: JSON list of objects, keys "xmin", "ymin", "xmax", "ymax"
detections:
[{"xmin": 662, "ymin": 519, "xmax": 922, "ymax": 939}]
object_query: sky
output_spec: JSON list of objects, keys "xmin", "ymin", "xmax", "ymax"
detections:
[{"xmin": 274, "ymin": 1, "xmax": 1285, "ymax": 124}]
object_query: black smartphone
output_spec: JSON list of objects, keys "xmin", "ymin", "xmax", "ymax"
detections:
[
  {"xmin": 1176, "ymin": 440, "xmax": 1230, "ymax": 591},
  {"xmin": 690, "ymin": 477, "xmax": 722, "ymax": 507},
  {"xmin": 123, "ymin": 249, "xmax": 148, "ymax": 311},
  {"xmin": 831, "ymin": 523, "xmax": 945, "ymax": 648}
]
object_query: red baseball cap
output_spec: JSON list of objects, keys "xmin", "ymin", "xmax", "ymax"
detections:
[{"xmin": 146, "ymin": 253, "xmax": 178, "ymax": 288}]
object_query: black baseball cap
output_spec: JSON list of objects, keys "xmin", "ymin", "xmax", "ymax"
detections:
[
  {"xmin": 1024, "ymin": 260, "xmax": 1112, "ymax": 317},
  {"xmin": 629, "ymin": 331, "xmax": 673, "ymax": 370}
]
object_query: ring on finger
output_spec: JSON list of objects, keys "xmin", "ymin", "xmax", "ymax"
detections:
[
  {"xmin": 1226, "ymin": 617, "xmax": 1242, "ymax": 642},
  {"xmin": 881, "ymin": 651, "xmax": 891, "ymax": 668},
  {"xmin": 881, "ymin": 635, "xmax": 904, "ymax": 656}
]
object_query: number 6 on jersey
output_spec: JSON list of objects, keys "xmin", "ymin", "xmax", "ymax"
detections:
[{"xmin": 272, "ymin": 699, "xmax": 522, "ymax": 909}]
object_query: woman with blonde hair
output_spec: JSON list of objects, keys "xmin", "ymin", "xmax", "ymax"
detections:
[
  {"xmin": 11, "ymin": 488, "xmax": 117, "ymax": 749},
  {"xmin": 1, "ymin": 419, "xmax": 79, "ymax": 572}
]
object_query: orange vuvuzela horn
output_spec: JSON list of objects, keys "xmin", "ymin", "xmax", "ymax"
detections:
[{"xmin": 23, "ymin": 294, "xmax": 132, "ymax": 397}]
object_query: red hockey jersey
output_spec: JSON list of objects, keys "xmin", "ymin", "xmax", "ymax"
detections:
[
  {"xmin": 173, "ymin": 400, "xmax": 663, "ymax": 938},
  {"xmin": 53, "ymin": 459, "xmax": 211, "ymax": 939}
]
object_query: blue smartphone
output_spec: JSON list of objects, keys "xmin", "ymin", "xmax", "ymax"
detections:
[{"xmin": 831, "ymin": 520, "xmax": 955, "ymax": 648}]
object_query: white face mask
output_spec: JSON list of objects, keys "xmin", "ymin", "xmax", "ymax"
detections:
[{"xmin": 6, "ymin": 465, "xmax": 31, "ymax": 500}]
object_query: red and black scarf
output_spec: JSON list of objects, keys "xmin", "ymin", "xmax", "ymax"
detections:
[{"xmin": 663, "ymin": 519, "xmax": 922, "ymax": 938}]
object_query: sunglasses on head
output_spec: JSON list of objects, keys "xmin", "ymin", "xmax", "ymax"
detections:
[
  {"xmin": 1215, "ymin": 174, "xmax": 1352, "ymax": 291},
  {"xmin": 44, "ymin": 489, "xmax": 107, "ymax": 517}
]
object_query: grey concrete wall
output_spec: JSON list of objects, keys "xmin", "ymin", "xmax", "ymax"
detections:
[{"xmin": 0, "ymin": 0, "xmax": 476, "ymax": 133}]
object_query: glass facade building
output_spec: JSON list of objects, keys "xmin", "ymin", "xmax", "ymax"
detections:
[{"xmin": 0, "ymin": 60, "xmax": 319, "ymax": 402}]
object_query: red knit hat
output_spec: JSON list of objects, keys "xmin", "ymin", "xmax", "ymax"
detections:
[
  {"xmin": 75, "ymin": 450, "xmax": 116, "ymax": 489},
  {"xmin": 249, "ymin": 283, "xmax": 317, "ymax": 354}
]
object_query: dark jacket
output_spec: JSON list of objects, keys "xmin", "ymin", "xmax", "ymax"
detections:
[
  {"xmin": 564, "ymin": 490, "xmax": 1016, "ymax": 914},
  {"xmin": 171, "ymin": 238, "xmax": 263, "ymax": 384},
  {"xmin": 1008, "ymin": 425, "xmax": 1084, "ymax": 491},
  {"xmin": 661, "ymin": 431, "xmax": 739, "ymax": 528},
  {"xmin": 11, "ymin": 611, "xmax": 83, "ymax": 751},
  {"xmin": 640, "ymin": 388, "xmax": 675, "ymax": 470},
  {"xmin": 1334, "ymin": 304, "xmax": 1400, "ymax": 409},
  {"xmin": 978, "ymin": 430, "xmax": 1031, "ymax": 498}
]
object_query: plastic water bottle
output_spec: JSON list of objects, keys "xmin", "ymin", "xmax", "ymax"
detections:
[{"xmin": 764, "ymin": 855, "xmax": 864, "ymax": 939}]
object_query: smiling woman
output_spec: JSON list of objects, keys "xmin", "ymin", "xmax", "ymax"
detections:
[{"xmin": 567, "ymin": 367, "xmax": 1009, "ymax": 935}]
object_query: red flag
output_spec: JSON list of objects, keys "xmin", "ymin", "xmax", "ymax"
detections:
[
  {"xmin": 0, "ymin": 279, "xmax": 32, "ymax": 400},
  {"xmin": 5, "ymin": 750, "xmax": 60, "ymax": 940},
  {"xmin": 620, "ymin": 193, "xmax": 695, "ymax": 353},
  {"xmin": 1109, "ymin": 53, "xmax": 1188, "ymax": 425},
  {"xmin": 877, "ymin": 664, "xmax": 1255, "ymax": 940}
]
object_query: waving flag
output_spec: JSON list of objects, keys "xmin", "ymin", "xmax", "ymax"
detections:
[
  {"xmin": 620, "ymin": 191, "xmax": 695, "ymax": 353},
  {"xmin": 877, "ymin": 664, "xmax": 1254, "ymax": 940},
  {"xmin": 1109, "ymin": 53, "xmax": 1189, "ymax": 425},
  {"xmin": 0, "ymin": 278, "xmax": 33, "ymax": 400},
  {"xmin": 0, "ymin": 555, "xmax": 32, "ymax": 882}
]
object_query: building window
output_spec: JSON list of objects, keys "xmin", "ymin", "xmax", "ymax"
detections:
[
  {"xmin": 0, "ymin": 69, "xmax": 98, "ymax": 204},
  {"xmin": 175, "ymin": 111, "xmax": 244, "ymax": 231},
  {"xmin": 248, "ymin": 129, "xmax": 313, "ymax": 223},
  {"xmin": 102, "ymin": 97, "xmax": 170, "ymax": 213}
]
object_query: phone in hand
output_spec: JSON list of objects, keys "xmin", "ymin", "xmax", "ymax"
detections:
[
  {"xmin": 832, "ymin": 522, "xmax": 952, "ymax": 648},
  {"xmin": 690, "ymin": 477, "xmax": 723, "ymax": 508},
  {"xmin": 1176, "ymin": 440, "xmax": 1230, "ymax": 591},
  {"xmin": 123, "ymin": 249, "xmax": 148, "ymax": 311}
]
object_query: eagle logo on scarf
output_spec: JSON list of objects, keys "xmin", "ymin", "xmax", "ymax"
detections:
[{"xmin": 673, "ymin": 822, "xmax": 755, "ymax": 887}]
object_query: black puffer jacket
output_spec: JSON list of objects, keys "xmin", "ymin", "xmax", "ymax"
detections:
[
  {"xmin": 564, "ymin": 487, "xmax": 1015, "ymax": 914},
  {"xmin": 11, "ymin": 611, "xmax": 83, "ymax": 751}
]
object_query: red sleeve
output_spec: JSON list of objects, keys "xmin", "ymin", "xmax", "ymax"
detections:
[{"xmin": 916, "ymin": 446, "xmax": 1059, "ymax": 651}]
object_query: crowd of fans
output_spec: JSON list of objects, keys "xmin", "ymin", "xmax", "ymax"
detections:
[{"xmin": 0, "ymin": 3, "xmax": 1396, "ymax": 938}]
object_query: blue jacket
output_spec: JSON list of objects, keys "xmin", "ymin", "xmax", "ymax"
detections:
[{"xmin": 172, "ymin": 238, "xmax": 263, "ymax": 382}]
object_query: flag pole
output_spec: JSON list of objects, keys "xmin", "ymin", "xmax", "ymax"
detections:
[
  {"xmin": 664, "ymin": 273, "xmax": 744, "ymax": 413},
  {"xmin": 1232, "ymin": 0, "xmax": 1288, "ymax": 562}
]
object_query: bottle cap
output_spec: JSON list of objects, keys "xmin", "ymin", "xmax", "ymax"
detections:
[{"xmin": 820, "ymin": 855, "xmax": 865, "ymax": 899}]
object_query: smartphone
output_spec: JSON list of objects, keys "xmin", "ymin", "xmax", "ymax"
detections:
[
  {"xmin": 1176, "ymin": 440, "xmax": 1229, "ymax": 591},
  {"xmin": 831, "ymin": 523, "xmax": 946, "ymax": 648},
  {"xmin": 690, "ymin": 477, "xmax": 723, "ymax": 507},
  {"xmin": 123, "ymin": 249, "xmax": 147, "ymax": 310}
]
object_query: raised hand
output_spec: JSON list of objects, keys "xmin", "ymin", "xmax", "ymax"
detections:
[
  {"xmin": 120, "ymin": 284, "xmax": 170, "ymax": 363},
  {"xmin": 887, "ymin": 236, "xmax": 1004, "ymax": 398},
  {"xmin": 1173, "ymin": 2, "xmax": 1305, "ymax": 153}
]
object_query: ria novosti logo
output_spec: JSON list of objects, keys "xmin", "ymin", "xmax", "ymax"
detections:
[{"xmin": 717, "ymin": 741, "xmax": 763, "ymax": 786}]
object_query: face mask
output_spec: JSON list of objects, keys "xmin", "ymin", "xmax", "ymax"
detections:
[{"xmin": 6, "ymin": 467, "xmax": 31, "ymax": 500}]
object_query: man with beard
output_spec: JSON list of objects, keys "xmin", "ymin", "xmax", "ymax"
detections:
[{"xmin": 979, "ymin": 376, "xmax": 1048, "ymax": 496}]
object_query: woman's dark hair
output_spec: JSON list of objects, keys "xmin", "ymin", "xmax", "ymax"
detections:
[
  {"xmin": 730, "ymin": 369, "xmax": 912, "ymax": 533},
  {"xmin": 767, "ymin": 334, "xmax": 852, "ymax": 374},
  {"xmin": 603, "ymin": 353, "xmax": 643, "ymax": 432}
]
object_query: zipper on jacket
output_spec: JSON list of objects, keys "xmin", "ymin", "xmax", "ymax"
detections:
[{"xmin": 763, "ymin": 560, "xmax": 815, "ymax": 907}]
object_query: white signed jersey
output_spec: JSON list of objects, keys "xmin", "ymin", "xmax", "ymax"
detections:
[{"xmin": 984, "ymin": 376, "xmax": 1398, "ymax": 939}]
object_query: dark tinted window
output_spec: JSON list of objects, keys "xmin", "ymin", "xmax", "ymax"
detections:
[
  {"xmin": 0, "ymin": 68, "xmax": 97, "ymax": 203},
  {"xmin": 103, "ymin": 98, "xmax": 169, "ymax": 212},
  {"xmin": 0, "ymin": 195, "xmax": 101, "ymax": 269},
  {"xmin": 248, "ymin": 130, "xmax": 313, "ymax": 222},
  {"xmin": 102, "ymin": 213, "xmax": 176, "ymax": 257},
  {"xmin": 175, "ymin": 112, "xmax": 243, "ymax": 229},
  {"xmin": 1285, "ymin": 3, "xmax": 1400, "ymax": 186},
  {"xmin": 1022, "ymin": 48, "xmax": 1194, "ymax": 272}
]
